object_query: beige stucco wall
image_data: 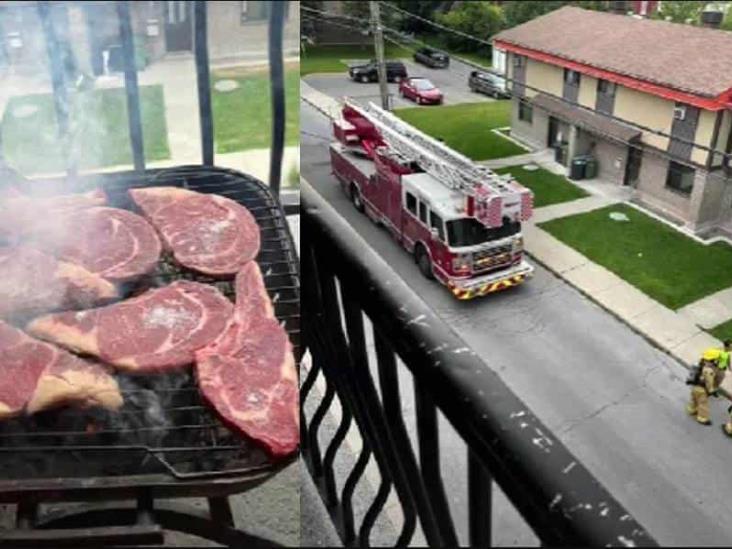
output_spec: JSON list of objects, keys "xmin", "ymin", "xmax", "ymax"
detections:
[
  {"xmin": 714, "ymin": 110, "xmax": 732, "ymax": 159},
  {"xmin": 692, "ymin": 110, "xmax": 717, "ymax": 165},
  {"xmin": 524, "ymin": 58, "xmax": 563, "ymax": 99},
  {"xmin": 577, "ymin": 75, "xmax": 597, "ymax": 109},
  {"xmin": 614, "ymin": 86, "xmax": 674, "ymax": 150}
]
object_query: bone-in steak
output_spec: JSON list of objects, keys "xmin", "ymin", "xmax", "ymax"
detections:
[
  {"xmin": 129, "ymin": 187, "xmax": 260, "ymax": 277},
  {"xmin": 0, "ymin": 321, "xmax": 122, "ymax": 420},
  {"xmin": 28, "ymin": 207, "xmax": 162, "ymax": 282},
  {"xmin": 28, "ymin": 281, "xmax": 233, "ymax": 373},
  {"xmin": 0, "ymin": 246, "xmax": 119, "ymax": 320},
  {"xmin": 196, "ymin": 262, "xmax": 299, "ymax": 458}
]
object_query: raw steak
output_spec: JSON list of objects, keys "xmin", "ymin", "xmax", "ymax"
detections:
[
  {"xmin": 129, "ymin": 187, "xmax": 260, "ymax": 276},
  {"xmin": 0, "ymin": 189, "xmax": 107, "ymax": 241},
  {"xmin": 0, "ymin": 321, "xmax": 122, "ymax": 420},
  {"xmin": 28, "ymin": 281, "xmax": 233, "ymax": 373},
  {"xmin": 28, "ymin": 207, "xmax": 162, "ymax": 282},
  {"xmin": 196, "ymin": 263, "xmax": 299, "ymax": 458},
  {"xmin": 0, "ymin": 246, "xmax": 118, "ymax": 320}
]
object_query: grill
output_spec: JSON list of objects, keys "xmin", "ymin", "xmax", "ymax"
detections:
[
  {"xmin": 472, "ymin": 244, "xmax": 512, "ymax": 272},
  {"xmin": 0, "ymin": 166, "xmax": 299, "ymax": 547}
]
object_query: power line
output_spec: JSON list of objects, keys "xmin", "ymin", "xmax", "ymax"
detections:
[
  {"xmin": 380, "ymin": 2, "xmax": 494, "ymax": 48},
  {"xmin": 304, "ymin": 9, "xmax": 732, "ymax": 167}
]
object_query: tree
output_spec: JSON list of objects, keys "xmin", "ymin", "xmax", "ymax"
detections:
[
  {"xmin": 722, "ymin": 9, "xmax": 732, "ymax": 32},
  {"xmin": 651, "ymin": 1, "xmax": 707, "ymax": 24},
  {"xmin": 434, "ymin": 2, "xmax": 505, "ymax": 52},
  {"xmin": 389, "ymin": 1, "xmax": 451, "ymax": 33}
]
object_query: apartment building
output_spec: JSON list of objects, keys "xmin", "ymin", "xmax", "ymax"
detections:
[{"xmin": 493, "ymin": 6, "xmax": 732, "ymax": 238}]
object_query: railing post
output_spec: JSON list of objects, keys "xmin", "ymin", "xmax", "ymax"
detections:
[
  {"xmin": 116, "ymin": 0, "xmax": 145, "ymax": 172},
  {"xmin": 37, "ymin": 1, "xmax": 74, "ymax": 176},
  {"xmin": 469, "ymin": 449, "xmax": 492, "ymax": 548},
  {"xmin": 267, "ymin": 1, "xmax": 286, "ymax": 197},
  {"xmin": 193, "ymin": 0, "xmax": 214, "ymax": 166}
]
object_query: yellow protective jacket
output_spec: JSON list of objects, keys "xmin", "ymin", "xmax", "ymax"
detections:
[{"xmin": 698, "ymin": 363, "xmax": 718, "ymax": 394}]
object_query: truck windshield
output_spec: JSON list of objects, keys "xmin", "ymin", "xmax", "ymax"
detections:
[{"xmin": 447, "ymin": 218, "xmax": 520, "ymax": 247}]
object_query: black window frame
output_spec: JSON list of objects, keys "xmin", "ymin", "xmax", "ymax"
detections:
[
  {"xmin": 597, "ymin": 79, "xmax": 615, "ymax": 95},
  {"xmin": 518, "ymin": 99, "xmax": 533, "ymax": 123},
  {"xmin": 418, "ymin": 200, "xmax": 428, "ymax": 224},
  {"xmin": 430, "ymin": 210, "xmax": 445, "ymax": 242},
  {"xmin": 406, "ymin": 191, "xmax": 417, "ymax": 214},
  {"xmin": 564, "ymin": 68, "xmax": 580, "ymax": 86},
  {"xmin": 665, "ymin": 161, "xmax": 695, "ymax": 196}
]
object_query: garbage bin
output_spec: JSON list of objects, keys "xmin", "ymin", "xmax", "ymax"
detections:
[
  {"xmin": 584, "ymin": 156, "xmax": 598, "ymax": 179},
  {"xmin": 569, "ymin": 156, "xmax": 587, "ymax": 180}
]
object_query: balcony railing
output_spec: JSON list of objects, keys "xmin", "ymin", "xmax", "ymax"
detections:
[{"xmin": 301, "ymin": 180, "xmax": 658, "ymax": 547}]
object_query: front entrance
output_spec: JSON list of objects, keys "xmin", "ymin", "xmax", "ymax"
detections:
[
  {"xmin": 165, "ymin": 1, "xmax": 193, "ymax": 52},
  {"xmin": 548, "ymin": 116, "xmax": 570, "ymax": 166},
  {"xmin": 624, "ymin": 146, "xmax": 642, "ymax": 186}
]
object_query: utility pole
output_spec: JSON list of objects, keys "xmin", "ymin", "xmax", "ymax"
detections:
[{"xmin": 370, "ymin": 1, "xmax": 390, "ymax": 110}]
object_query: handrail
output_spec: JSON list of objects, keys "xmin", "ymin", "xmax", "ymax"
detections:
[{"xmin": 302, "ymin": 179, "xmax": 657, "ymax": 547}]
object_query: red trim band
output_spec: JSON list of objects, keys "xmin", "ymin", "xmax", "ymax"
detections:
[{"xmin": 494, "ymin": 40, "xmax": 731, "ymax": 111}]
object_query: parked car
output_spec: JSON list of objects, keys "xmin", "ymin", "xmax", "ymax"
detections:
[
  {"xmin": 399, "ymin": 77, "xmax": 443, "ymax": 105},
  {"xmin": 348, "ymin": 60, "xmax": 408, "ymax": 83},
  {"xmin": 468, "ymin": 70, "xmax": 511, "ymax": 99},
  {"xmin": 413, "ymin": 47, "xmax": 449, "ymax": 68}
]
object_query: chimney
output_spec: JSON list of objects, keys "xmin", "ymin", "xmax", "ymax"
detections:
[{"xmin": 701, "ymin": 10, "xmax": 724, "ymax": 29}]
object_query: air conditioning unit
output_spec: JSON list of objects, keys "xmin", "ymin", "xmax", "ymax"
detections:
[{"xmin": 674, "ymin": 105, "xmax": 686, "ymax": 121}]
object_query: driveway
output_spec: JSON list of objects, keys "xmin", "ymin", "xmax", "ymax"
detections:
[{"xmin": 304, "ymin": 59, "xmax": 493, "ymax": 108}]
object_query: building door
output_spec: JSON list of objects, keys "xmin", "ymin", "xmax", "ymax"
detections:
[
  {"xmin": 165, "ymin": 1, "xmax": 193, "ymax": 52},
  {"xmin": 624, "ymin": 146, "xmax": 643, "ymax": 186},
  {"xmin": 548, "ymin": 117, "xmax": 570, "ymax": 166}
]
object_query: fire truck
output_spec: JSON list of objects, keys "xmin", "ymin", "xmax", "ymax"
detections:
[{"xmin": 329, "ymin": 99, "xmax": 535, "ymax": 300}]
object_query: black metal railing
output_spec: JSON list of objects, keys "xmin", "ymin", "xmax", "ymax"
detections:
[
  {"xmin": 6, "ymin": 0, "xmax": 292, "ymax": 206},
  {"xmin": 301, "ymin": 180, "xmax": 658, "ymax": 548}
]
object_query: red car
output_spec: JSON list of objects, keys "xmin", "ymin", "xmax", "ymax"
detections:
[{"xmin": 399, "ymin": 77, "xmax": 443, "ymax": 105}]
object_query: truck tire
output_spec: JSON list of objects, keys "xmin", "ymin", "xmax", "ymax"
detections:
[
  {"xmin": 350, "ymin": 183, "xmax": 364, "ymax": 213},
  {"xmin": 415, "ymin": 245, "xmax": 434, "ymax": 280}
]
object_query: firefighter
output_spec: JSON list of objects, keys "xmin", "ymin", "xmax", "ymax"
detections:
[{"xmin": 686, "ymin": 349, "xmax": 722, "ymax": 425}]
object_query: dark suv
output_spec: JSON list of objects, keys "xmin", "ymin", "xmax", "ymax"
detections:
[
  {"xmin": 468, "ymin": 70, "xmax": 511, "ymax": 98},
  {"xmin": 413, "ymin": 47, "xmax": 449, "ymax": 68},
  {"xmin": 349, "ymin": 60, "xmax": 408, "ymax": 83}
]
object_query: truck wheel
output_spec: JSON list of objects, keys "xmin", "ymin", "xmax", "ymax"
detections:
[
  {"xmin": 416, "ymin": 246, "xmax": 434, "ymax": 280},
  {"xmin": 360, "ymin": 74, "xmax": 369, "ymax": 83},
  {"xmin": 350, "ymin": 183, "xmax": 364, "ymax": 213}
]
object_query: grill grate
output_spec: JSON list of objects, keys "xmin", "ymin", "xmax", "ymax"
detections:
[{"xmin": 0, "ymin": 165, "xmax": 300, "ymax": 483}]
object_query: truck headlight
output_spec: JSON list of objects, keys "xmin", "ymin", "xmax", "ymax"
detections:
[
  {"xmin": 513, "ymin": 237, "xmax": 523, "ymax": 252},
  {"xmin": 452, "ymin": 254, "xmax": 471, "ymax": 273}
]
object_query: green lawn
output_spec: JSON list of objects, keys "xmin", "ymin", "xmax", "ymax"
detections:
[
  {"xmin": 1, "ymin": 85, "xmax": 169, "ymax": 174},
  {"xmin": 494, "ymin": 165, "xmax": 588, "ymax": 208},
  {"xmin": 394, "ymin": 101, "xmax": 525, "ymax": 161},
  {"xmin": 540, "ymin": 203, "xmax": 732, "ymax": 310},
  {"xmin": 212, "ymin": 64, "xmax": 300, "ymax": 154},
  {"xmin": 710, "ymin": 319, "xmax": 732, "ymax": 342},
  {"xmin": 301, "ymin": 44, "xmax": 411, "ymax": 76}
]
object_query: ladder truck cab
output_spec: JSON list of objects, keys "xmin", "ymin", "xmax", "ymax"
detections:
[{"xmin": 329, "ymin": 99, "xmax": 535, "ymax": 300}]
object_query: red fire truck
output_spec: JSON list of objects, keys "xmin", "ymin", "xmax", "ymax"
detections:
[{"xmin": 329, "ymin": 99, "xmax": 534, "ymax": 300}]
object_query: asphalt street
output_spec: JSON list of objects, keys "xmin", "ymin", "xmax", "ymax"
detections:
[
  {"xmin": 302, "ymin": 100, "xmax": 732, "ymax": 547},
  {"xmin": 304, "ymin": 58, "xmax": 493, "ymax": 108}
]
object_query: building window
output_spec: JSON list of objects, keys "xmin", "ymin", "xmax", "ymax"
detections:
[
  {"xmin": 518, "ymin": 99, "xmax": 533, "ymax": 123},
  {"xmin": 430, "ymin": 211, "xmax": 445, "ymax": 241},
  {"xmin": 597, "ymin": 79, "xmax": 616, "ymax": 95},
  {"xmin": 564, "ymin": 68, "xmax": 580, "ymax": 85},
  {"xmin": 418, "ymin": 201, "xmax": 428, "ymax": 224},
  {"xmin": 513, "ymin": 54, "xmax": 525, "ymax": 68},
  {"xmin": 406, "ymin": 192, "xmax": 417, "ymax": 214},
  {"xmin": 665, "ymin": 161, "xmax": 695, "ymax": 195}
]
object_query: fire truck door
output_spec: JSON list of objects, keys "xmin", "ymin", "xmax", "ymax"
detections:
[{"xmin": 386, "ymin": 178, "xmax": 403, "ymax": 233}]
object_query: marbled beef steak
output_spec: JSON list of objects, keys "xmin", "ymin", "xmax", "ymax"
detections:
[
  {"xmin": 129, "ymin": 187, "xmax": 260, "ymax": 277},
  {"xmin": 27, "ymin": 281, "xmax": 233, "ymax": 373},
  {"xmin": 0, "ymin": 321, "xmax": 122, "ymax": 420},
  {"xmin": 27, "ymin": 207, "xmax": 162, "ymax": 282},
  {"xmin": 196, "ymin": 262, "xmax": 299, "ymax": 458},
  {"xmin": 0, "ymin": 246, "xmax": 118, "ymax": 320}
]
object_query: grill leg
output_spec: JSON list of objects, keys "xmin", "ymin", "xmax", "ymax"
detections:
[{"xmin": 208, "ymin": 497, "xmax": 234, "ymax": 528}]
